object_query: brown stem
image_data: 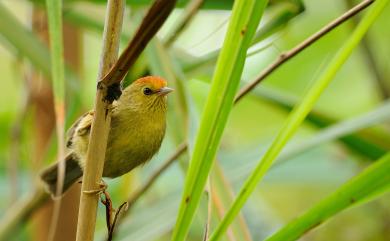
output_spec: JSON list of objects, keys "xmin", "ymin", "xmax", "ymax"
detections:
[{"xmin": 75, "ymin": 1, "xmax": 125, "ymax": 240}]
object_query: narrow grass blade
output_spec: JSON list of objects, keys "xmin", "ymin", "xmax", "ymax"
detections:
[
  {"xmin": 45, "ymin": 0, "xmax": 67, "ymax": 239},
  {"xmin": 46, "ymin": 0, "xmax": 66, "ymax": 131},
  {"xmin": 211, "ymin": 163, "xmax": 253, "ymax": 241},
  {"xmin": 171, "ymin": 1, "xmax": 268, "ymax": 240},
  {"xmin": 209, "ymin": 0, "xmax": 389, "ymax": 239},
  {"xmin": 265, "ymin": 152, "xmax": 390, "ymax": 241}
]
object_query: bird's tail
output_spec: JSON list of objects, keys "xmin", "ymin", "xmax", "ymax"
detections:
[{"xmin": 40, "ymin": 153, "xmax": 83, "ymax": 196}]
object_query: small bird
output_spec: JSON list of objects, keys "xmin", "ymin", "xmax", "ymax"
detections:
[{"xmin": 40, "ymin": 76, "xmax": 173, "ymax": 196}]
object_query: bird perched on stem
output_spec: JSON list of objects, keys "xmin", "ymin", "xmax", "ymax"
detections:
[{"xmin": 40, "ymin": 76, "xmax": 173, "ymax": 196}]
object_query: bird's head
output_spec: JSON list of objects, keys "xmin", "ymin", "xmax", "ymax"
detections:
[{"xmin": 119, "ymin": 76, "xmax": 173, "ymax": 112}]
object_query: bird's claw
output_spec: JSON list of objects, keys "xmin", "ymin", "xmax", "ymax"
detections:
[{"xmin": 83, "ymin": 180, "xmax": 108, "ymax": 195}]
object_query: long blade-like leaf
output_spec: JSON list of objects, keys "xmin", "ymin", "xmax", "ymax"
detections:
[
  {"xmin": 45, "ymin": 0, "xmax": 67, "ymax": 238},
  {"xmin": 265, "ymin": 152, "xmax": 390, "ymax": 241},
  {"xmin": 209, "ymin": 0, "xmax": 389, "ymax": 239},
  {"xmin": 171, "ymin": 1, "xmax": 268, "ymax": 240}
]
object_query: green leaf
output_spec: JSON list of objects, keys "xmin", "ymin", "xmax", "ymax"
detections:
[
  {"xmin": 208, "ymin": 0, "xmax": 390, "ymax": 239},
  {"xmin": 171, "ymin": 1, "xmax": 268, "ymax": 240},
  {"xmin": 265, "ymin": 152, "xmax": 390, "ymax": 241},
  {"xmin": 46, "ymin": 0, "xmax": 66, "ymax": 107}
]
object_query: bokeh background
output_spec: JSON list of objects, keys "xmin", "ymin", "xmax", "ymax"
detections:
[{"xmin": 0, "ymin": 0, "xmax": 390, "ymax": 240}]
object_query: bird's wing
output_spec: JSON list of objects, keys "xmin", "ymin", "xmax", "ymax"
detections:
[{"xmin": 66, "ymin": 111, "xmax": 94, "ymax": 147}]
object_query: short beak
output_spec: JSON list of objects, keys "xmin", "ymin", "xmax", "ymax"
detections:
[{"xmin": 157, "ymin": 87, "xmax": 174, "ymax": 96}]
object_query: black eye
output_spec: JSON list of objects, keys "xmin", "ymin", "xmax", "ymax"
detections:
[{"xmin": 143, "ymin": 87, "xmax": 153, "ymax": 95}]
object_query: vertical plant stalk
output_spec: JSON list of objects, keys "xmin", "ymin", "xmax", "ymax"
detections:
[
  {"xmin": 75, "ymin": 1, "xmax": 125, "ymax": 241},
  {"xmin": 0, "ymin": 1, "xmax": 176, "ymax": 239},
  {"xmin": 209, "ymin": 0, "xmax": 389, "ymax": 240},
  {"xmin": 171, "ymin": 1, "xmax": 268, "ymax": 240},
  {"xmin": 44, "ymin": 0, "xmax": 66, "ymax": 240}
]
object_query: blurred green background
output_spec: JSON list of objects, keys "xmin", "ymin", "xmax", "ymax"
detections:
[{"xmin": 0, "ymin": 0, "xmax": 390, "ymax": 240}]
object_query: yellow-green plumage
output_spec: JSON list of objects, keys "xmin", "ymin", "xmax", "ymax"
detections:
[{"xmin": 40, "ymin": 76, "xmax": 172, "ymax": 196}]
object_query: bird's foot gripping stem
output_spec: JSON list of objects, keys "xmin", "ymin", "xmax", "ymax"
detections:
[{"xmin": 82, "ymin": 179, "xmax": 108, "ymax": 195}]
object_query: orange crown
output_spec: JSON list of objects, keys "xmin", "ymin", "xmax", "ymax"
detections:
[{"xmin": 135, "ymin": 76, "xmax": 167, "ymax": 90}]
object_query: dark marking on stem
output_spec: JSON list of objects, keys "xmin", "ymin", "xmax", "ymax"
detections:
[
  {"xmin": 303, "ymin": 221, "xmax": 323, "ymax": 235},
  {"xmin": 350, "ymin": 197, "xmax": 356, "ymax": 204},
  {"xmin": 279, "ymin": 52, "xmax": 288, "ymax": 60},
  {"xmin": 240, "ymin": 26, "xmax": 247, "ymax": 36},
  {"xmin": 106, "ymin": 83, "xmax": 122, "ymax": 102},
  {"xmin": 185, "ymin": 196, "xmax": 190, "ymax": 204}
]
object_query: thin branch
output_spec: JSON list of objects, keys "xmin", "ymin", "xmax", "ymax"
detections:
[
  {"xmin": 164, "ymin": 0, "xmax": 205, "ymax": 47},
  {"xmin": 0, "ymin": 1, "xmax": 177, "ymax": 239},
  {"xmin": 107, "ymin": 201, "xmax": 128, "ymax": 241},
  {"xmin": 75, "ymin": 0, "xmax": 125, "ymax": 240},
  {"xmin": 234, "ymin": 0, "xmax": 375, "ymax": 103}
]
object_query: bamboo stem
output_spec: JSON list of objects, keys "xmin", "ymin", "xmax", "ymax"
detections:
[{"xmin": 75, "ymin": 1, "xmax": 125, "ymax": 240}]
